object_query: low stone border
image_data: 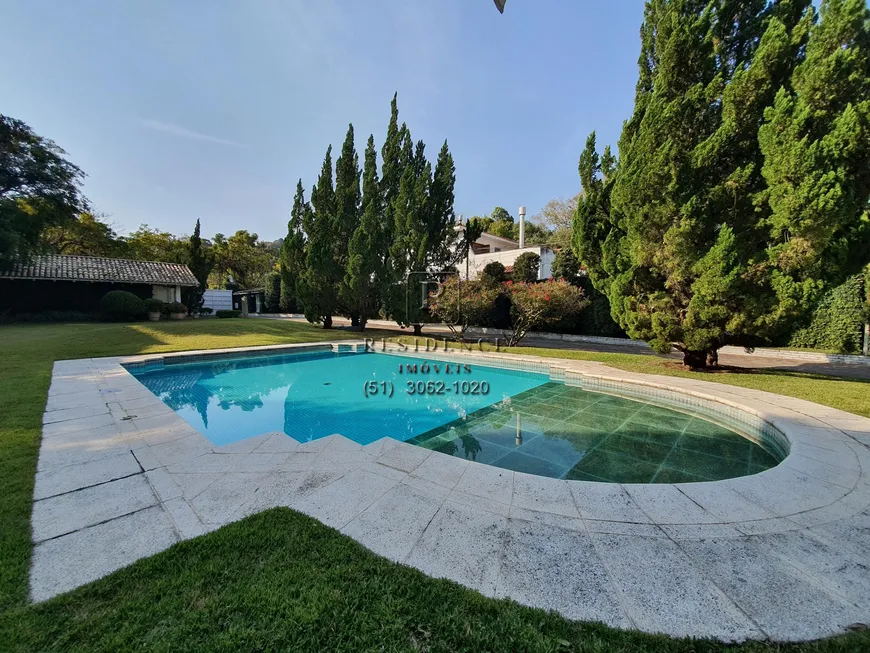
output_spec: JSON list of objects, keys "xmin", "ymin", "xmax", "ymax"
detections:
[{"xmin": 32, "ymin": 342, "xmax": 870, "ymax": 642}]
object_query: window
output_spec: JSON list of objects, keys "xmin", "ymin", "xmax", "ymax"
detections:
[{"xmin": 152, "ymin": 285, "xmax": 175, "ymax": 302}]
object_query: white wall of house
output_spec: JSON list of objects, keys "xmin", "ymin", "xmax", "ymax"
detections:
[
  {"xmin": 462, "ymin": 246, "xmax": 555, "ymax": 281},
  {"xmin": 202, "ymin": 289, "xmax": 233, "ymax": 312}
]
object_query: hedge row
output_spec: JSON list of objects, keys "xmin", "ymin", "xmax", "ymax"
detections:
[{"xmin": 788, "ymin": 274, "xmax": 868, "ymax": 354}]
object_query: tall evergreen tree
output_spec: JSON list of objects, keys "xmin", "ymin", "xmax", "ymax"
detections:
[
  {"xmin": 297, "ymin": 146, "xmax": 338, "ymax": 328},
  {"xmin": 279, "ymin": 180, "xmax": 308, "ymax": 312},
  {"xmin": 380, "ymin": 93, "xmax": 403, "ymax": 226},
  {"xmin": 427, "ymin": 140, "xmax": 458, "ymax": 268},
  {"xmin": 185, "ymin": 218, "xmax": 213, "ymax": 314},
  {"xmin": 333, "ymin": 124, "xmax": 362, "ymax": 321},
  {"xmin": 759, "ymin": 0, "xmax": 870, "ymax": 302},
  {"xmin": 378, "ymin": 94, "xmax": 404, "ymax": 291},
  {"xmin": 573, "ymin": 132, "xmax": 617, "ymax": 292},
  {"xmin": 570, "ymin": 0, "xmax": 866, "ymax": 368},
  {"xmin": 344, "ymin": 135, "xmax": 386, "ymax": 331},
  {"xmin": 387, "ymin": 136, "xmax": 433, "ymax": 333}
]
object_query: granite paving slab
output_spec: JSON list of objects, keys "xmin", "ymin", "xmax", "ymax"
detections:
[{"xmin": 27, "ymin": 341, "xmax": 870, "ymax": 643}]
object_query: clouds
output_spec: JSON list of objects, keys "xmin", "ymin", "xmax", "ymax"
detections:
[{"xmin": 139, "ymin": 118, "xmax": 246, "ymax": 147}]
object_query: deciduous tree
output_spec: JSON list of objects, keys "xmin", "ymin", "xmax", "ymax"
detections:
[
  {"xmin": 533, "ymin": 195, "xmax": 580, "ymax": 249},
  {"xmin": 41, "ymin": 212, "xmax": 126, "ymax": 257},
  {"xmin": 0, "ymin": 115, "xmax": 87, "ymax": 268},
  {"xmin": 125, "ymin": 225, "xmax": 189, "ymax": 263},
  {"xmin": 211, "ymin": 230, "xmax": 272, "ymax": 290}
]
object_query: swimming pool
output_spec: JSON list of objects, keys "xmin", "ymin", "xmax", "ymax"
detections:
[{"xmin": 129, "ymin": 349, "xmax": 782, "ymax": 483}]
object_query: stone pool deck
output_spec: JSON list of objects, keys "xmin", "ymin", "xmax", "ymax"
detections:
[{"xmin": 31, "ymin": 342, "xmax": 870, "ymax": 642}]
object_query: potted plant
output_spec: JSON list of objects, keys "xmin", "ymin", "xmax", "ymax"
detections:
[
  {"xmin": 144, "ymin": 298, "xmax": 164, "ymax": 322},
  {"xmin": 167, "ymin": 301, "xmax": 187, "ymax": 320}
]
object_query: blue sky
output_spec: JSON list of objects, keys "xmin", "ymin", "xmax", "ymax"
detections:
[{"xmin": 0, "ymin": 0, "xmax": 645, "ymax": 241}]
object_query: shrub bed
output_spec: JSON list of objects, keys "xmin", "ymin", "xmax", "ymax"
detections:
[
  {"xmin": 788, "ymin": 274, "xmax": 867, "ymax": 353},
  {"xmin": 99, "ymin": 290, "xmax": 146, "ymax": 321},
  {"xmin": 216, "ymin": 309, "xmax": 242, "ymax": 318},
  {"xmin": 144, "ymin": 298, "xmax": 164, "ymax": 313}
]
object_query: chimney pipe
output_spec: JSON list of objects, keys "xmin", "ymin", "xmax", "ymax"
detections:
[{"xmin": 518, "ymin": 206, "xmax": 526, "ymax": 248}]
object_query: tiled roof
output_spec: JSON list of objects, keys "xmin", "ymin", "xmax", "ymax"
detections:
[{"xmin": 0, "ymin": 255, "xmax": 199, "ymax": 286}]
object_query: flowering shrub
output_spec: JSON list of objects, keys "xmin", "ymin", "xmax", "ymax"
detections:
[
  {"xmin": 429, "ymin": 277, "xmax": 588, "ymax": 346},
  {"xmin": 428, "ymin": 277, "xmax": 500, "ymax": 340},
  {"xmin": 505, "ymin": 279, "xmax": 588, "ymax": 345}
]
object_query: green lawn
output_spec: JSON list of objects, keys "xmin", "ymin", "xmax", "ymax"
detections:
[
  {"xmin": 390, "ymin": 338, "xmax": 870, "ymax": 419},
  {"xmin": 1, "ymin": 320, "xmax": 868, "ymax": 651},
  {"xmin": 500, "ymin": 347, "xmax": 870, "ymax": 419},
  {"xmin": 0, "ymin": 319, "xmax": 391, "ymax": 613}
]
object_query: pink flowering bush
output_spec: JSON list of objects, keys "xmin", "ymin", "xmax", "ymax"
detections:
[
  {"xmin": 430, "ymin": 277, "xmax": 588, "ymax": 346},
  {"xmin": 428, "ymin": 277, "xmax": 500, "ymax": 340},
  {"xmin": 504, "ymin": 279, "xmax": 588, "ymax": 345}
]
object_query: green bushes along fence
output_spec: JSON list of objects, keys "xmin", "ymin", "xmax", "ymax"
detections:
[{"xmin": 788, "ymin": 273, "xmax": 869, "ymax": 354}]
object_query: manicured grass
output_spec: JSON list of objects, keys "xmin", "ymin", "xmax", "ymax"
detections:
[
  {"xmin": 0, "ymin": 319, "xmax": 387, "ymax": 612},
  {"xmin": 1, "ymin": 508, "xmax": 867, "ymax": 652},
  {"xmin": 512, "ymin": 348, "xmax": 870, "ymax": 419},
  {"xmin": 2, "ymin": 321, "xmax": 868, "ymax": 651},
  {"xmin": 390, "ymin": 338, "xmax": 870, "ymax": 419}
]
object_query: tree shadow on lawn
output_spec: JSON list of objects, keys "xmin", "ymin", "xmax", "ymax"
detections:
[
  {"xmin": 660, "ymin": 361, "xmax": 870, "ymax": 385},
  {"xmin": 0, "ymin": 319, "xmax": 398, "ymax": 612}
]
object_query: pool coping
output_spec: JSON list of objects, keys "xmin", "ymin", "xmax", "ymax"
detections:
[{"xmin": 32, "ymin": 341, "xmax": 870, "ymax": 642}]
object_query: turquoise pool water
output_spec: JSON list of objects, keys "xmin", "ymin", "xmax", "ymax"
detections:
[
  {"xmin": 130, "ymin": 350, "xmax": 781, "ymax": 483},
  {"xmin": 130, "ymin": 351, "xmax": 549, "ymax": 446}
]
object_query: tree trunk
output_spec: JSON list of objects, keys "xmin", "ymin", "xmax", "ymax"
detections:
[
  {"xmin": 322, "ymin": 315, "xmax": 333, "ymax": 329},
  {"xmin": 412, "ymin": 324, "xmax": 423, "ymax": 336},
  {"xmin": 357, "ymin": 318, "xmax": 367, "ymax": 332},
  {"xmin": 681, "ymin": 349, "xmax": 709, "ymax": 369},
  {"xmin": 350, "ymin": 315, "xmax": 360, "ymax": 327}
]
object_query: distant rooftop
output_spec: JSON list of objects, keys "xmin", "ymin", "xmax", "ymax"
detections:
[{"xmin": 0, "ymin": 255, "xmax": 199, "ymax": 286}]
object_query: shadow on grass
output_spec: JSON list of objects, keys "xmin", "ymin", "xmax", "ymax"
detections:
[
  {"xmin": 3, "ymin": 507, "xmax": 868, "ymax": 652},
  {"xmin": 0, "ymin": 319, "xmax": 394, "ymax": 613},
  {"xmin": 664, "ymin": 362, "xmax": 870, "ymax": 386}
]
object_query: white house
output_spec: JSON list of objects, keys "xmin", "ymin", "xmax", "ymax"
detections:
[{"xmin": 454, "ymin": 217, "xmax": 555, "ymax": 281}]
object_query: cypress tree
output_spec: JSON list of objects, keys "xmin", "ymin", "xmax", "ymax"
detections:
[
  {"xmin": 759, "ymin": 0, "xmax": 870, "ymax": 297},
  {"xmin": 387, "ymin": 137, "xmax": 434, "ymax": 333},
  {"xmin": 573, "ymin": 132, "xmax": 617, "ymax": 292},
  {"xmin": 571, "ymin": 0, "xmax": 857, "ymax": 368},
  {"xmin": 427, "ymin": 140, "xmax": 458, "ymax": 268},
  {"xmin": 185, "ymin": 218, "xmax": 212, "ymax": 314},
  {"xmin": 344, "ymin": 135, "xmax": 385, "ymax": 331},
  {"xmin": 297, "ymin": 146, "xmax": 338, "ymax": 328},
  {"xmin": 279, "ymin": 180, "xmax": 308, "ymax": 312},
  {"xmin": 333, "ymin": 124, "xmax": 362, "ymax": 321},
  {"xmin": 380, "ymin": 93, "xmax": 403, "ymax": 224}
]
